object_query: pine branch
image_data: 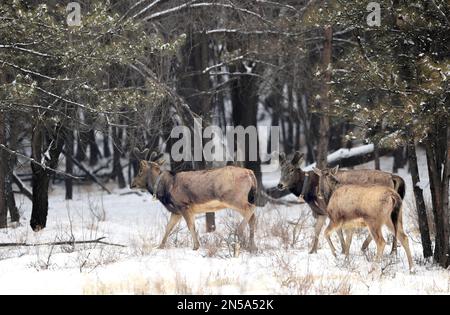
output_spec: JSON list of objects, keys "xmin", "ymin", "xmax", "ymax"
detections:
[{"xmin": 0, "ymin": 144, "xmax": 82, "ymax": 180}]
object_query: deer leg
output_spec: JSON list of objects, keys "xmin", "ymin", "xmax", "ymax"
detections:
[
  {"xmin": 397, "ymin": 226, "xmax": 414, "ymax": 272},
  {"xmin": 324, "ymin": 221, "xmax": 338, "ymax": 257},
  {"xmin": 387, "ymin": 218, "xmax": 414, "ymax": 272},
  {"xmin": 237, "ymin": 209, "xmax": 255, "ymax": 249},
  {"xmin": 309, "ymin": 215, "xmax": 327, "ymax": 254},
  {"xmin": 385, "ymin": 217, "xmax": 399, "ymax": 256},
  {"xmin": 337, "ymin": 228, "xmax": 346, "ymax": 254},
  {"xmin": 361, "ymin": 234, "xmax": 372, "ymax": 252},
  {"xmin": 389, "ymin": 211, "xmax": 404, "ymax": 255},
  {"xmin": 368, "ymin": 225, "xmax": 386, "ymax": 263},
  {"xmin": 344, "ymin": 229, "xmax": 353, "ymax": 258},
  {"xmin": 182, "ymin": 212, "xmax": 200, "ymax": 250},
  {"xmin": 248, "ymin": 212, "xmax": 257, "ymax": 252},
  {"xmin": 158, "ymin": 213, "xmax": 182, "ymax": 249}
]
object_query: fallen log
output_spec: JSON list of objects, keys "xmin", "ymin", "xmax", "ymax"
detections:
[{"xmin": 0, "ymin": 237, "xmax": 125, "ymax": 248}]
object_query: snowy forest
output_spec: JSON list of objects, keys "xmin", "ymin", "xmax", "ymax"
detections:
[{"xmin": 0, "ymin": 0, "xmax": 449, "ymax": 295}]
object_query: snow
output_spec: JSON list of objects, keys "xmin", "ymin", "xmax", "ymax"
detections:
[{"xmin": 0, "ymin": 149, "xmax": 449, "ymax": 294}]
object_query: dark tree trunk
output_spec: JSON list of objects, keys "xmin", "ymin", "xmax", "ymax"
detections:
[
  {"xmin": 266, "ymin": 93, "xmax": 280, "ymax": 155},
  {"xmin": 103, "ymin": 129, "xmax": 111, "ymax": 158},
  {"xmin": 407, "ymin": 137, "xmax": 432, "ymax": 258},
  {"xmin": 393, "ymin": 147, "xmax": 406, "ymax": 173},
  {"xmin": 374, "ymin": 143, "xmax": 380, "ymax": 170},
  {"xmin": 230, "ymin": 62, "xmax": 262, "ymax": 204},
  {"xmin": 297, "ymin": 93, "xmax": 315, "ymax": 165},
  {"xmin": 76, "ymin": 128, "xmax": 88, "ymax": 162},
  {"xmin": 65, "ymin": 128, "xmax": 74, "ymax": 200},
  {"xmin": 285, "ymin": 81, "xmax": 294, "ymax": 154},
  {"xmin": 0, "ymin": 111, "xmax": 7, "ymax": 228},
  {"xmin": 88, "ymin": 129, "xmax": 100, "ymax": 166},
  {"xmin": 112, "ymin": 126, "xmax": 126, "ymax": 189},
  {"xmin": 30, "ymin": 124, "xmax": 65, "ymax": 231},
  {"xmin": 6, "ymin": 114, "xmax": 19, "ymax": 222},
  {"xmin": 425, "ymin": 119, "xmax": 449, "ymax": 268},
  {"xmin": 177, "ymin": 31, "xmax": 216, "ymax": 231},
  {"xmin": 316, "ymin": 25, "xmax": 333, "ymax": 169}
]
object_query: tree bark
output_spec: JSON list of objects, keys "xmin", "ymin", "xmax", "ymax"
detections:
[
  {"xmin": 76, "ymin": 128, "xmax": 88, "ymax": 162},
  {"xmin": 230, "ymin": 62, "xmax": 262, "ymax": 205},
  {"xmin": 103, "ymin": 129, "xmax": 111, "ymax": 158},
  {"xmin": 65, "ymin": 128, "xmax": 74, "ymax": 200},
  {"xmin": 177, "ymin": 31, "xmax": 216, "ymax": 231},
  {"xmin": 88, "ymin": 129, "xmax": 100, "ymax": 166},
  {"xmin": 0, "ymin": 111, "xmax": 7, "ymax": 228},
  {"xmin": 30, "ymin": 123, "xmax": 65, "ymax": 231},
  {"xmin": 112, "ymin": 126, "xmax": 126, "ymax": 189},
  {"xmin": 425, "ymin": 119, "xmax": 449, "ymax": 268},
  {"xmin": 374, "ymin": 143, "xmax": 380, "ymax": 170},
  {"xmin": 5, "ymin": 114, "xmax": 19, "ymax": 222},
  {"xmin": 407, "ymin": 137, "xmax": 432, "ymax": 258},
  {"xmin": 316, "ymin": 25, "xmax": 333, "ymax": 169}
]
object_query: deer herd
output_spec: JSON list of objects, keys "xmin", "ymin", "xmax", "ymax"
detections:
[{"xmin": 131, "ymin": 148, "xmax": 414, "ymax": 272}]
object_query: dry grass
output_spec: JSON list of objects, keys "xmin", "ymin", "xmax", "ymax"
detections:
[
  {"xmin": 83, "ymin": 271, "xmax": 243, "ymax": 294},
  {"xmin": 83, "ymin": 277, "xmax": 151, "ymax": 294},
  {"xmin": 405, "ymin": 195, "xmax": 435, "ymax": 236},
  {"xmin": 271, "ymin": 249, "xmax": 353, "ymax": 295}
]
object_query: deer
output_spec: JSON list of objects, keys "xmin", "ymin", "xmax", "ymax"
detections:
[
  {"xmin": 313, "ymin": 166, "xmax": 414, "ymax": 271},
  {"xmin": 130, "ymin": 148, "xmax": 258, "ymax": 252},
  {"xmin": 277, "ymin": 151, "xmax": 406, "ymax": 254}
]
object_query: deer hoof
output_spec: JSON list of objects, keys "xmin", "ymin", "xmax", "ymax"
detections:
[
  {"xmin": 309, "ymin": 248, "xmax": 318, "ymax": 254},
  {"xmin": 193, "ymin": 244, "xmax": 200, "ymax": 250},
  {"xmin": 249, "ymin": 244, "xmax": 258, "ymax": 253}
]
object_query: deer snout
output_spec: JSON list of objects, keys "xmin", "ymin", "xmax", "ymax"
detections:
[{"xmin": 277, "ymin": 183, "xmax": 286, "ymax": 190}]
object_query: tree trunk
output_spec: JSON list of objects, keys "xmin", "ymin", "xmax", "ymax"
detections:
[
  {"xmin": 88, "ymin": 129, "xmax": 100, "ymax": 166},
  {"xmin": 393, "ymin": 147, "xmax": 406, "ymax": 173},
  {"xmin": 316, "ymin": 25, "xmax": 333, "ymax": 169},
  {"xmin": 6, "ymin": 114, "xmax": 19, "ymax": 222},
  {"xmin": 374, "ymin": 143, "xmax": 380, "ymax": 170},
  {"xmin": 177, "ymin": 31, "xmax": 216, "ymax": 231},
  {"xmin": 30, "ymin": 124, "xmax": 65, "ymax": 231},
  {"xmin": 76, "ymin": 128, "xmax": 88, "ymax": 162},
  {"xmin": 65, "ymin": 128, "xmax": 74, "ymax": 200},
  {"xmin": 407, "ymin": 137, "xmax": 432, "ymax": 258},
  {"xmin": 230, "ymin": 62, "xmax": 262, "ymax": 204},
  {"xmin": 0, "ymin": 111, "xmax": 7, "ymax": 228},
  {"xmin": 425, "ymin": 119, "xmax": 449, "ymax": 268},
  {"xmin": 103, "ymin": 129, "xmax": 111, "ymax": 158},
  {"xmin": 112, "ymin": 126, "xmax": 126, "ymax": 189}
]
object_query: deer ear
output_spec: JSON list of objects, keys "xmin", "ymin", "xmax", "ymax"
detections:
[
  {"xmin": 331, "ymin": 165, "xmax": 339, "ymax": 174},
  {"xmin": 312, "ymin": 167, "xmax": 322, "ymax": 176},
  {"xmin": 133, "ymin": 147, "xmax": 141, "ymax": 159},
  {"xmin": 149, "ymin": 151, "xmax": 158, "ymax": 161},
  {"xmin": 156, "ymin": 158, "xmax": 166, "ymax": 166},
  {"xmin": 279, "ymin": 152, "xmax": 286, "ymax": 164},
  {"xmin": 291, "ymin": 151, "xmax": 304, "ymax": 167}
]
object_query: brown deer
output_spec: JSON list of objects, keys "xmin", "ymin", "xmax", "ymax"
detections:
[
  {"xmin": 130, "ymin": 148, "xmax": 258, "ymax": 252},
  {"xmin": 277, "ymin": 151, "xmax": 405, "ymax": 254},
  {"xmin": 313, "ymin": 167, "xmax": 414, "ymax": 271}
]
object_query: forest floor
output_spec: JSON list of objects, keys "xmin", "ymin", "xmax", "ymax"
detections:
[{"xmin": 0, "ymin": 149, "xmax": 449, "ymax": 294}]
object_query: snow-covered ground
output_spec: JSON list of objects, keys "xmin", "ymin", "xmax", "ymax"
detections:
[{"xmin": 0, "ymin": 149, "xmax": 449, "ymax": 295}]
